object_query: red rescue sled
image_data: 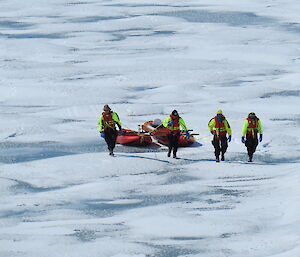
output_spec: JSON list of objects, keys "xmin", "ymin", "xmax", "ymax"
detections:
[
  {"xmin": 116, "ymin": 129, "xmax": 152, "ymax": 146},
  {"xmin": 142, "ymin": 120, "xmax": 195, "ymax": 146}
]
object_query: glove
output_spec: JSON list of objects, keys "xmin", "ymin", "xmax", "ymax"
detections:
[
  {"xmin": 100, "ymin": 132, "xmax": 105, "ymax": 138},
  {"xmin": 210, "ymin": 131, "xmax": 214, "ymax": 135},
  {"xmin": 185, "ymin": 131, "xmax": 190, "ymax": 139},
  {"xmin": 228, "ymin": 135, "xmax": 231, "ymax": 142},
  {"xmin": 168, "ymin": 120, "xmax": 174, "ymax": 126},
  {"xmin": 259, "ymin": 134, "xmax": 263, "ymax": 142},
  {"xmin": 119, "ymin": 129, "xmax": 125, "ymax": 135},
  {"xmin": 241, "ymin": 136, "xmax": 245, "ymax": 143}
]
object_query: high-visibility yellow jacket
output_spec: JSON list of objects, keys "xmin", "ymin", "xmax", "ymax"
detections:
[
  {"xmin": 241, "ymin": 118, "xmax": 263, "ymax": 137},
  {"xmin": 98, "ymin": 112, "xmax": 122, "ymax": 132},
  {"xmin": 208, "ymin": 117, "xmax": 232, "ymax": 137},
  {"xmin": 163, "ymin": 116, "xmax": 188, "ymax": 131}
]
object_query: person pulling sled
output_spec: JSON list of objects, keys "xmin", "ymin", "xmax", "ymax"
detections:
[
  {"xmin": 98, "ymin": 104, "xmax": 123, "ymax": 156},
  {"xmin": 163, "ymin": 110, "xmax": 190, "ymax": 158}
]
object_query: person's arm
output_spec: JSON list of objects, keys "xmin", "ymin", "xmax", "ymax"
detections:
[
  {"xmin": 208, "ymin": 118, "xmax": 215, "ymax": 133},
  {"xmin": 179, "ymin": 118, "xmax": 188, "ymax": 131},
  {"xmin": 98, "ymin": 115, "xmax": 104, "ymax": 132},
  {"xmin": 257, "ymin": 119, "xmax": 263, "ymax": 134},
  {"xmin": 112, "ymin": 112, "xmax": 122, "ymax": 130},
  {"xmin": 225, "ymin": 120, "xmax": 232, "ymax": 136},
  {"xmin": 163, "ymin": 117, "xmax": 171, "ymax": 127},
  {"xmin": 241, "ymin": 120, "xmax": 249, "ymax": 137}
]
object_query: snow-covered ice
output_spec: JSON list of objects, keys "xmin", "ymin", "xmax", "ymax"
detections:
[{"xmin": 0, "ymin": 0, "xmax": 299, "ymax": 256}]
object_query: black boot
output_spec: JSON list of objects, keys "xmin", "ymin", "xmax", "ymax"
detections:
[
  {"xmin": 216, "ymin": 156, "xmax": 220, "ymax": 162},
  {"xmin": 248, "ymin": 153, "xmax": 253, "ymax": 162},
  {"xmin": 221, "ymin": 153, "xmax": 225, "ymax": 161},
  {"xmin": 167, "ymin": 150, "xmax": 171, "ymax": 157}
]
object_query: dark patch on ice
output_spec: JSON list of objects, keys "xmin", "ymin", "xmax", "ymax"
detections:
[
  {"xmin": 145, "ymin": 243, "xmax": 201, "ymax": 257},
  {"xmin": 219, "ymin": 175, "xmax": 272, "ymax": 183},
  {"xmin": 0, "ymin": 149, "xmax": 73, "ymax": 164},
  {"xmin": 220, "ymin": 232, "xmax": 237, "ymax": 238},
  {"xmin": 80, "ymin": 199, "xmax": 142, "ymax": 217},
  {"xmin": 117, "ymin": 154, "xmax": 170, "ymax": 164},
  {"xmin": 63, "ymin": 76, "xmax": 85, "ymax": 81},
  {"xmin": 69, "ymin": 47, "xmax": 80, "ymax": 52},
  {"xmin": 281, "ymin": 22, "xmax": 300, "ymax": 34},
  {"xmin": 60, "ymin": 119, "xmax": 84, "ymax": 123},
  {"xmin": 206, "ymin": 198, "xmax": 222, "ymax": 204},
  {"xmin": 65, "ymin": 60, "xmax": 88, "ymax": 64},
  {"xmin": 103, "ymin": 3, "xmax": 193, "ymax": 8},
  {"xmin": 71, "ymin": 229, "xmax": 97, "ymax": 242},
  {"xmin": 0, "ymin": 20, "xmax": 32, "ymax": 29},
  {"xmin": 153, "ymin": 30, "xmax": 176, "ymax": 36},
  {"xmin": 173, "ymin": 157, "xmax": 216, "ymax": 164},
  {"xmin": 65, "ymin": 1, "xmax": 91, "ymax": 6},
  {"xmin": 270, "ymin": 116, "xmax": 300, "ymax": 125},
  {"xmin": 106, "ymin": 29, "xmax": 176, "ymax": 41},
  {"xmin": 106, "ymin": 28, "xmax": 152, "ymax": 33},
  {"xmin": 226, "ymin": 152, "xmax": 300, "ymax": 165},
  {"xmin": 136, "ymin": 193, "xmax": 198, "ymax": 207},
  {"xmin": 126, "ymin": 30, "xmax": 175, "ymax": 37},
  {"xmin": 68, "ymin": 15, "xmax": 137, "ymax": 23},
  {"xmin": 0, "ymin": 141, "xmax": 102, "ymax": 164},
  {"xmin": 5, "ymin": 178, "xmax": 63, "ymax": 194},
  {"xmin": 260, "ymin": 90, "xmax": 300, "ymax": 98},
  {"xmin": 7, "ymin": 133, "xmax": 17, "ymax": 138},
  {"xmin": 193, "ymin": 206, "xmax": 234, "ymax": 211},
  {"xmin": 222, "ymin": 80, "xmax": 255, "ymax": 87},
  {"xmin": 0, "ymin": 33, "xmax": 69, "ymax": 39},
  {"xmin": 127, "ymin": 86, "xmax": 159, "ymax": 92},
  {"xmin": 154, "ymin": 10, "xmax": 275, "ymax": 27},
  {"xmin": 109, "ymin": 33, "xmax": 127, "ymax": 41},
  {"xmin": 0, "ymin": 210, "xmax": 28, "ymax": 219},
  {"xmin": 78, "ymin": 193, "xmax": 198, "ymax": 217},
  {"xmin": 225, "ymin": 177, "xmax": 271, "ymax": 183},
  {"xmin": 210, "ymin": 187, "xmax": 247, "ymax": 197},
  {"xmin": 170, "ymin": 236, "xmax": 204, "ymax": 241},
  {"xmin": 164, "ymin": 174, "xmax": 197, "ymax": 185}
]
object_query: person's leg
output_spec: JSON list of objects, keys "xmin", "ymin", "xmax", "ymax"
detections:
[
  {"xmin": 220, "ymin": 136, "xmax": 228, "ymax": 161},
  {"xmin": 252, "ymin": 136, "xmax": 259, "ymax": 154},
  {"xmin": 172, "ymin": 132, "xmax": 180, "ymax": 158},
  {"xmin": 104, "ymin": 131, "xmax": 111, "ymax": 153},
  {"xmin": 245, "ymin": 135, "xmax": 257, "ymax": 162},
  {"xmin": 212, "ymin": 136, "xmax": 221, "ymax": 162},
  {"xmin": 249, "ymin": 136, "xmax": 259, "ymax": 161},
  {"xmin": 167, "ymin": 133, "xmax": 174, "ymax": 157},
  {"xmin": 109, "ymin": 130, "xmax": 118, "ymax": 155}
]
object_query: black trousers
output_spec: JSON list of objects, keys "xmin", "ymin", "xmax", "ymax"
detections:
[
  {"xmin": 167, "ymin": 132, "xmax": 180, "ymax": 156},
  {"xmin": 212, "ymin": 135, "xmax": 228, "ymax": 158},
  {"xmin": 104, "ymin": 129, "xmax": 118, "ymax": 153},
  {"xmin": 245, "ymin": 134, "xmax": 258, "ymax": 159}
]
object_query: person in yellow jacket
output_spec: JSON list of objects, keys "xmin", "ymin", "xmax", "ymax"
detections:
[
  {"xmin": 208, "ymin": 110, "xmax": 232, "ymax": 162},
  {"xmin": 241, "ymin": 112, "xmax": 263, "ymax": 162},
  {"xmin": 98, "ymin": 104, "xmax": 123, "ymax": 156},
  {"xmin": 162, "ymin": 110, "xmax": 189, "ymax": 158}
]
